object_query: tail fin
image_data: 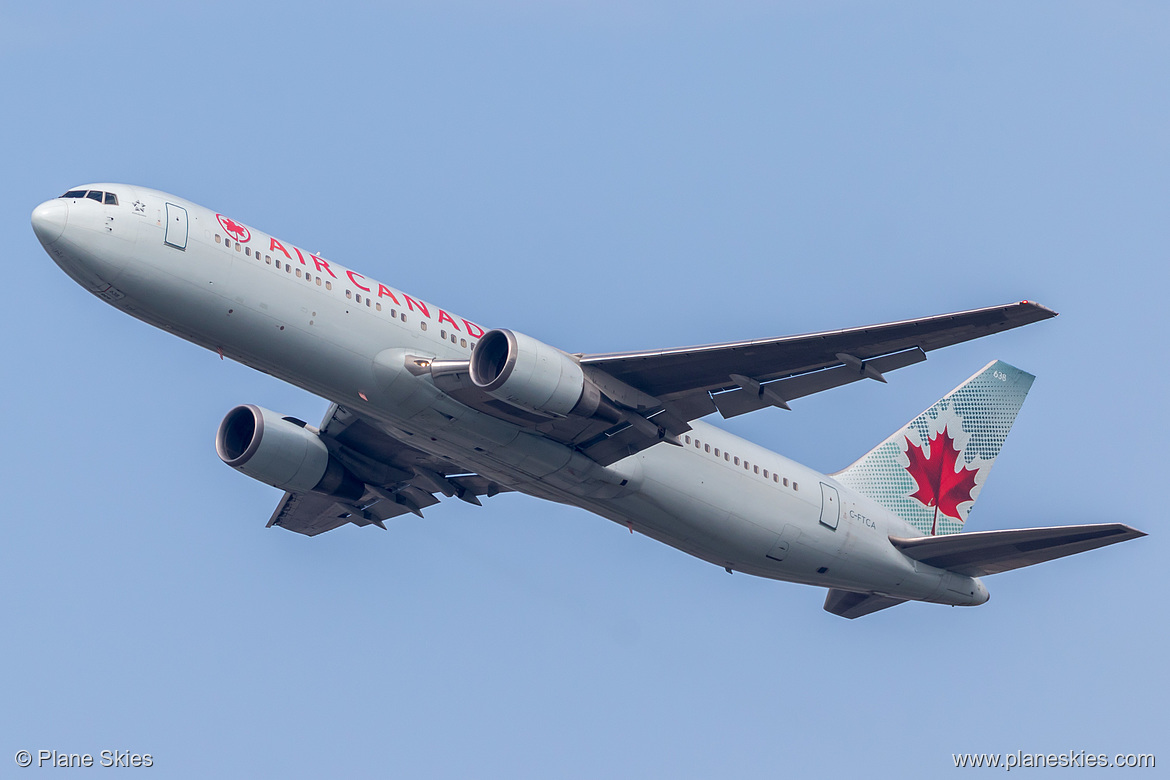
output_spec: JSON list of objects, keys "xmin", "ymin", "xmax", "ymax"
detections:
[{"xmin": 834, "ymin": 360, "xmax": 1034, "ymax": 536}]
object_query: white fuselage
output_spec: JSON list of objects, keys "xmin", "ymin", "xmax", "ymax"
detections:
[{"xmin": 33, "ymin": 184, "xmax": 988, "ymax": 607}]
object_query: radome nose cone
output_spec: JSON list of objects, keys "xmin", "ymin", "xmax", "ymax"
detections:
[{"xmin": 31, "ymin": 199, "xmax": 68, "ymax": 246}]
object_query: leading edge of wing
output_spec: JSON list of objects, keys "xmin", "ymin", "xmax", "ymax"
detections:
[{"xmin": 580, "ymin": 301, "xmax": 1056, "ymax": 364}]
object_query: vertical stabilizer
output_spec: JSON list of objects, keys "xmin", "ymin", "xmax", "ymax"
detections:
[{"xmin": 834, "ymin": 360, "xmax": 1034, "ymax": 536}]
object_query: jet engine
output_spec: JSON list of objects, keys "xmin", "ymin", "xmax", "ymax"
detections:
[
  {"xmin": 469, "ymin": 329, "xmax": 616, "ymax": 420},
  {"xmin": 216, "ymin": 404, "xmax": 364, "ymax": 500}
]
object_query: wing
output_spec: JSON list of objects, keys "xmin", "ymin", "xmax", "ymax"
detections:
[
  {"xmin": 416, "ymin": 301, "xmax": 1057, "ymax": 467},
  {"xmin": 266, "ymin": 404, "xmax": 508, "ymax": 536},
  {"xmin": 579, "ymin": 300, "xmax": 1056, "ymax": 420},
  {"xmin": 889, "ymin": 523, "xmax": 1146, "ymax": 577}
]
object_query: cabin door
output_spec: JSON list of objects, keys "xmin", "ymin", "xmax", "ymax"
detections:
[
  {"xmin": 819, "ymin": 483, "xmax": 841, "ymax": 530},
  {"xmin": 164, "ymin": 203, "xmax": 188, "ymax": 250}
]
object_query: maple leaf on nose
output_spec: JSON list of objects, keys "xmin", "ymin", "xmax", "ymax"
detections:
[{"xmin": 904, "ymin": 426, "xmax": 979, "ymax": 525}]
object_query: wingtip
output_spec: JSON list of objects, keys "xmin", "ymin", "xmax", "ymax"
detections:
[{"xmin": 1018, "ymin": 300, "xmax": 1059, "ymax": 318}]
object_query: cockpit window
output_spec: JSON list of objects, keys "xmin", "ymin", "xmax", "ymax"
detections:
[{"xmin": 59, "ymin": 189, "xmax": 119, "ymax": 205}]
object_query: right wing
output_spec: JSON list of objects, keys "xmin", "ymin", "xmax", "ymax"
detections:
[{"xmin": 267, "ymin": 404, "xmax": 507, "ymax": 536}]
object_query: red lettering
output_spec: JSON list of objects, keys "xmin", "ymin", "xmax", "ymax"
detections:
[
  {"xmin": 269, "ymin": 238, "xmax": 292, "ymax": 259},
  {"xmin": 402, "ymin": 294, "xmax": 430, "ymax": 318},
  {"xmin": 346, "ymin": 270, "xmax": 371, "ymax": 292},
  {"xmin": 293, "ymin": 247, "xmax": 308, "ymax": 266},
  {"xmin": 311, "ymin": 254, "xmax": 337, "ymax": 278},
  {"xmin": 462, "ymin": 319, "xmax": 485, "ymax": 339},
  {"xmin": 437, "ymin": 310, "xmax": 460, "ymax": 331},
  {"xmin": 377, "ymin": 284, "xmax": 400, "ymax": 304}
]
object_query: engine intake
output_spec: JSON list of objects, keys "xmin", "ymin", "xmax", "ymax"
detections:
[
  {"xmin": 216, "ymin": 405, "xmax": 364, "ymax": 500},
  {"xmin": 469, "ymin": 329, "xmax": 612, "ymax": 419}
]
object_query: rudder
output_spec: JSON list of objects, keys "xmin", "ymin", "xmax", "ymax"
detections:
[{"xmin": 834, "ymin": 360, "xmax": 1034, "ymax": 536}]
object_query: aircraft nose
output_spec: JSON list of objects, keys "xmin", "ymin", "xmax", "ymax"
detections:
[{"xmin": 31, "ymin": 199, "xmax": 68, "ymax": 246}]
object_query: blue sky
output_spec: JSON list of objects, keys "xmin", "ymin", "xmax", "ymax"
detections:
[{"xmin": 2, "ymin": 2, "xmax": 1165, "ymax": 777}]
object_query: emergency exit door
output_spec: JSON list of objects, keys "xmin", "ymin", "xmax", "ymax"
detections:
[{"xmin": 164, "ymin": 203, "xmax": 188, "ymax": 250}]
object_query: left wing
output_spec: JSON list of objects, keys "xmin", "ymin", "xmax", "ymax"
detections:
[
  {"xmin": 418, "ymin": 301, "xmax": 1057, "ymax": 466},
  {"xmin": 579, "ymin": 300, "xmax": 1056, "ymax": 421},
  {"xmin": 267, "ymin": 404, "xmax": 507, "ymax": 536}
]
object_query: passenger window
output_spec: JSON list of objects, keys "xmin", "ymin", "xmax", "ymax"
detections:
[
  {"xmin": 400, "ymin": 313, "xmax": 406, "ymax": 322},
  {"xmin": 773, "ymin": 474, "xmax": 779, "ymax": 483},
  {"xmin": 215, "ymin": 234, "xmax": 221, "ymax": 243},
  {"xmin": 794, "ymin": 482, "xmax": 799, "ymax": 491},
  {"xmin": 104, "ymin": 192, "xmax": 118, "ymax": 206},
  {"xmin": 285, "ymin": 264, "xmax": 292, "ymax": 273},
  {"xmin": 296, "ymin": 269, "xmax": 303, "ymax": 278},
  {"xmin": 316, "ymin": 277, "xmax": 322, "ymax": 286},
  {"xmin": 390, "ymin": 309, "xmax": 397, "ymax": 318},
  {"xmin": 714, "ymin": 448, "xmax": 720, "ymax": 457},
  {"xmin": 763, "ymin": 469, "xmax": 769, "ymax": 478},
  {"xmin": 265, "ymin": 255, "xmax": 271, "ymax": 264},
  {"xmin": 236, "ymin": 243, "xmax": 241, "ymax": 252},
  {"xmin": 451, "ymin": 334, "xmax": 457, "ymax": 343},
  {"xmin": 704, "ymin": 444, "xmax": 710, "ymax": 453},
  {"xmin": 470, "ymin": 342, "xmax": 476, "ymax": 349},
  {"xmin": 325, "ymin": 281, "xmax": 332, "ymax": 290},
  {"xmin": 724, "ymin": 453, "xmax": 730, "ymax": 461},
  {"xmin": 275, "ymin": 259, "xmax": 281, "ymax": 269},
  {"xmin": 346, "ymin": 290, "xmax": 353, "ymax": 299},
  {"xmin": 754, "ymin": 465, "xmax": 759, "ymax": 474},
  {"xmin": 366, "ymin": 298, "xmax": 371, "ymax": 307},
  {"xmin": 783, "ymin": 478, "xmax": 789, "ymax": 487},
  {"xmin": 86, "ymin": 191, "xmax": 102, "ymax": 202},
  {"xmin": 355, "ymin": 293, "xmax": 361, "ymax": 303},
  {"xmin": 420, "ymin": 321, "xmax": 427, "ymax": 331},
  {"xmin": 245, "ymin": 247, "xmax": 251, "ymax": 256},
  {"xmin": 734, "ymin": 457, "xmax": 740, "ymax": 466},
  {"xmin": 685, "ymin": 436, "xmax": 691, "ymax": 444},
  {"xmin": 441, "ymin": 330, "xmax": 447, "ymax": 339},
  {"xmin": 460, "ymin": 338, "xmax": 467, "ymax": 348}
]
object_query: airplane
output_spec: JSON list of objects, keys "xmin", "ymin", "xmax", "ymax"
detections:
[{"xmin": 31, "ymin": 183, "xmax": 1145, "ymax": 619}]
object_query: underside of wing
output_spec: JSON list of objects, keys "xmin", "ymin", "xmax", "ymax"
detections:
[
  {"xmin": 580, "ymin": 300, "xmax": 1056, "ymax": 422},
  {"xmin": 394, "ymin": 301, "xmax": 1056, "ymax": 468},
  {"xmin": 266, "ymin": 404, "xmax": 508, "ymax": 536},
  {"xmin": 889, "ymin": 523, "xmax": 1147, "ymax": 577}
]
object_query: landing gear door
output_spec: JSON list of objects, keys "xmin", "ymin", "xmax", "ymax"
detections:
[
  {"xmin": 164, "ymin": 203, "xmax": 188, "ymax": 250},
  {"xmin": 819, "ymin": 483, "xmax": 840, "ymax": 530}
]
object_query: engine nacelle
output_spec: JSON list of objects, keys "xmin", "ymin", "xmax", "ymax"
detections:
[
  {"xmin": 215, "ymin": 405, "xmax": 364, "ymax": 500},
  {"xmin": 469, "ymin": 329, "xmax": 608, "ymax": 419}
]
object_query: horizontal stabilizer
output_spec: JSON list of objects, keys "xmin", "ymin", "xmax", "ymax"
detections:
[
  {"xmin": 890, "ymin": 523, "xmax": 1146, "ymax": 577},
  {"xmin": 823, "ymin": 589, "xmax": 907, "ymax": 619}
]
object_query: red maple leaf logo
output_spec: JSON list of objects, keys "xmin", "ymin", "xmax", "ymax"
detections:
[
  {"xmin": 216, "ymin": 213, "xmax": 251, "ymax": 243},
  {"xmin": 904, "ymin": 426, "xmax": 979, "ymax": 535}
]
